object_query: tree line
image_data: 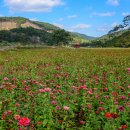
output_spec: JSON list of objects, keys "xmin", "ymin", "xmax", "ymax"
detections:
[{"xmin": 0, "ymin": 27, "xmax": 72, "ymax": 46}]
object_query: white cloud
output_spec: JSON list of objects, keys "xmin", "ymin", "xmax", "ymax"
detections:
[
  {"xmin": 4, "ymin": 0, "xmax": 64, "ymax": 12},
  {"xmin": 72, "ymin": 24, "xmax": 91, "ymax": 30},
  {"xmin": 29, "ymin": 18, "xmax": 38, "ymax": 21},
  {"xmin": 68, "ymin": 15, "xmax": 77, "ymax": 19},
  {"xmin": 111, "ymin": 22, "xmax": 118, "ymax": 27},
  {"xmin": 93, "ymin": 12, "xmax": 115, "ymax": 17},
  {"xmin": 122, "ymin": 12, "xmax": 130, "ymax": 16},
  {"xmin": 97, "ymin": 26, "xmax": 110, "ymax": 32},
  {"xmin": 97, "ymin": 22, "xmax": 119, "ymax": 32},
  {"xmin": 107, "ymin": 0, "xmax": 119, "ymax": 6},
  {"xmin": 53, "ymin": 23, "xmax": 64, "ymax": 28}
]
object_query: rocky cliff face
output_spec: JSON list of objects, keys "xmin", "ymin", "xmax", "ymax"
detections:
[
  {"xmin": 0, "ymin": 21, "xmax": 17, "ymax": 30},
  {"xmin": 21, "ymin": 21, "xmax": 42, "ymax": 30},
  {"xmin": 0, "ymin": 20, "xmax": 42, "ymax": 30}
]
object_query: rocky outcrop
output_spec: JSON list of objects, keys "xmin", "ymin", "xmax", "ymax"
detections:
[
  {"xmin": 21, "ymin": 21, "xmax": 42, "ymax": 30},
  {"xmin": 0, "ymin": 20, "xmax": 42, "ymax": 30},
  {"xmin": 0, "ymin": 21, "xmax": 17, "ymax": 30}
]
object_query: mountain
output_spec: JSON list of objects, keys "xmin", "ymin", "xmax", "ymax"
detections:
[
  {"xmin": 0, "ymin": 17, "xmax": 92, "ymax": 44},
  {"xmin": 72, "ymin": 32, "xmax": 96, "ymax": 40}
]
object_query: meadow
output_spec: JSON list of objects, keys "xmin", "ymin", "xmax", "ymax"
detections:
[{"xmin": 0, "ymin": 48, "xmax": 130, "ymax": 130}]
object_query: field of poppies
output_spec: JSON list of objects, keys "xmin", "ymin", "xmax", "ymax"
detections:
[{"xmin": 0, "ymin": 48, "xmax": 130, "ymax": 130}]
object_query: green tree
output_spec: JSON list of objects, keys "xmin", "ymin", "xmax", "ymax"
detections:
[{"xmin": 52, "ymin": 29, "xmax": 72, "ymax": 46}]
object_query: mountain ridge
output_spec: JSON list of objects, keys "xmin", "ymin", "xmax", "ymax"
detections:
[{"xmin": 0, "ymin": 16, "xmax": 93, "ymax": 42}]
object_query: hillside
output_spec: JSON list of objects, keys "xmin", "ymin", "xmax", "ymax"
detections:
[
  {"xmin": 97, "ymin": 29, "xmax": 128, "ymax": 41},
  {"xmin": 88, "ymin": 30, "xmax": 130, "ymax": 47},
  {"xmin": 104, "ymin": 30, "xmax": 130, "ymax": 47},
  {"xmin": 0, "ymin": 17, "xmax": 90, "ymax": 43}
]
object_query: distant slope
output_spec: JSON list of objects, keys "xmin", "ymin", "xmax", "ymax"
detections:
[
  {"xmin": 33, "ymin": 21, "xmax": 60, "ymax": 31},
  {"xmin": 70, "ymin": 32, "xmax": 89, "ymax": 43},
  {"xmin": 72, "ymin": 32, "xmax": 96, "ymax": 40}
]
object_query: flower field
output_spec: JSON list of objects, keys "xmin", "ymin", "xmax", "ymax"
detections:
[{"xmin": 0, "ymin": 48, "xmax": 130, "ymax": 130}]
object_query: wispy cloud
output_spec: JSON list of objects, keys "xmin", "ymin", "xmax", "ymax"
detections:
[
  {"xmin": 97, "ymin": 26, "xmax": 109, "ymax": 32},
  {"xmin": 55, "ymin": 15, "xmax": 78, "ymax": 23},
  {"xmin": 122, "ymin": 12, "xmax": 130, "ymax": 16},
  {"xmin": 54, "ymin": 23, "xmax": 91, "ymax": 32},
  {"xmin": 4, "ymin": 0, "xmax": 64, "ymax": 12},
  {"xmin": 29, "ymin": 18, "xmax": 38, "ymax": 21},
  {"xmin": 97, "ymin": 22, "xmax": 119, "ymax": 32},
  {"xmin": 93, "ymin": 12, "xmax": 115, "ymax": 17},
  {"xmin": 68, "ymin": 15, "xmax": 77, "ymax": 19},
  {"xmin": 107, "ymin": 0, "xmax": 119, "ymax": 6},
  {"xmin": 72, "ymin": 24, "xmax": 91, "ymax": 30}
]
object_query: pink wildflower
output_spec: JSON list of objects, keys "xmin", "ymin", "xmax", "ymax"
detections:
[
  {"xmin": 3, "ymin": 77, "xmax": 8, "ymax": 80},
  {"xmin": 51, "ymin": 100, "xmax": 57, "ymax": 105},
  {"xmin": 63, "ymin": 106, "xmax": 70, "ymax": 111},
  {"xmin": 118, "ymin": 106, "xmax": 124, "ymax": 111},
  {"xmin": 39, "ymin": 89, "xmax": 45, "ymax": 93},
  {"xmin": 80, "ymin": 85, "xmax": 87, "ymax": 90},
  {"xmin": 88, "ymin": 89, "xmax": 93, "ymax": 94},
  {"xmin": 127, "ymin": 68, "xmax": 130, "ymax": 73},
  {"xmin": 56, "ymin": 106, "xmax": 61, "ymax": 110},
  {"xmin": 14, "ymin": 115, "xmax": 21, "ymax": 120},
  {"xmin": 44, "ymin": 87, "xmax": 51, "ymax": 92}
]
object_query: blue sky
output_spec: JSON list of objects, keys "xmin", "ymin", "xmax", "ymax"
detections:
[{"xmin": 0, "ymin": 0, "xmax": 130, "ymax": 37}]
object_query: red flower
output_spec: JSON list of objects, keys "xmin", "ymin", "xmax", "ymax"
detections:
[
  {"xmin": 18, "ymin": 117, "xmax": 30, "ymax": 126},
  {"xmin": 105, "ymin": 112, "xmax": 112, "ymax": 119},
  {"xmin": 0, "ymin": 65, "xmax": 2, "ymax": 70},
  {"xmin": 58, "ymin": 120, "xmax": 62, "ymax": 123},
  {"xmin": 122, "ymin": 125, "xmax": 127, "ymax": 129},
  {"xmin": 37, "ymin": 121, "xmax": 42, "ymax": 125},
  {"xmin": 80, "ymin": 120, "xmax": 86, "ymax": 125},
  {"xmin": 111, "ymin": 92, "xmax": 117, "ymax": 97},
  {"xmin": 112, "ymin": 112, "xmax": 118, "ymax": 118},
  {"xmin": 118, "ymin": 106, "xmax": 124, "ymax": 111}
]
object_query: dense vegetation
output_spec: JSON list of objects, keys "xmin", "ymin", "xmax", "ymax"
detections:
[
  {"xmin": 0, "ymin": 27, "xmax": 72, "ymax": 46},
  {"xmin": 0, "ymin": 27, "xmax": 53, "ymax": 45},
  {"xmin": 0, "ymin": 48, "xmax": 130, "ymax": 129},
  {"xmin": 52, "ymin": 29, "xmax": 72, "ymax": 46}
]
